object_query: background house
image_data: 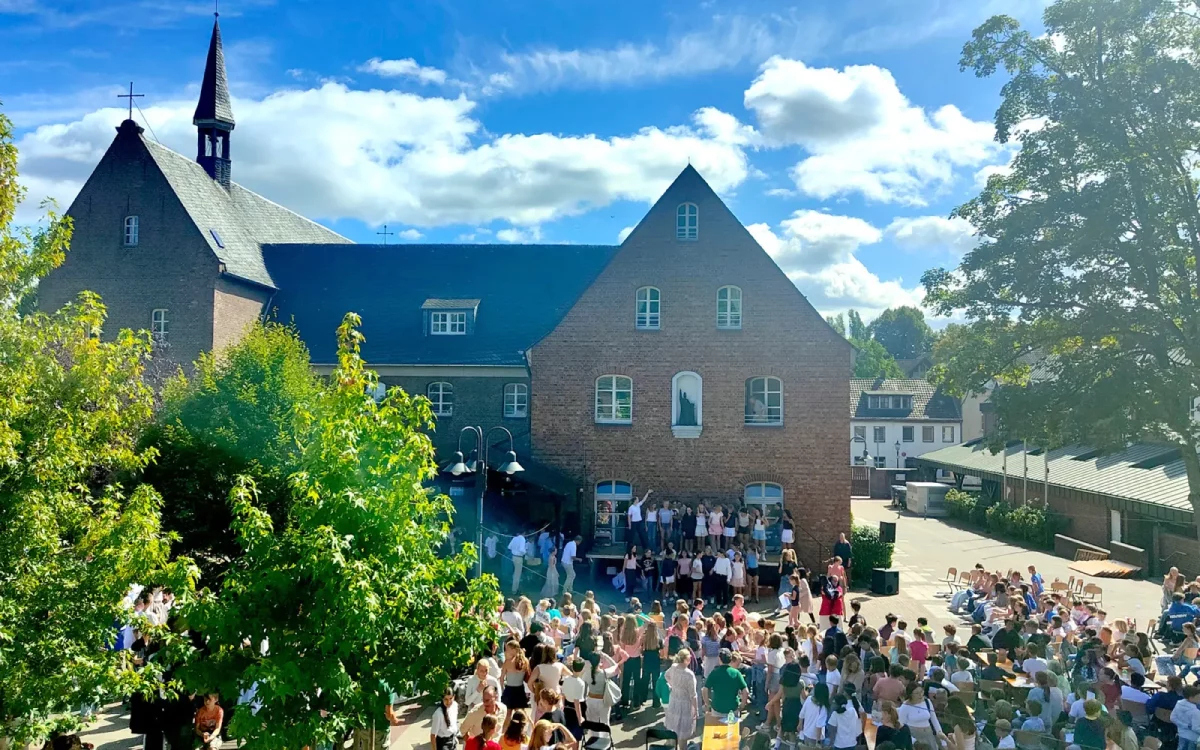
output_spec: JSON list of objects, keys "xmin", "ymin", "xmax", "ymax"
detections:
[{"xmin": 850, "ymin": 378, "xmax": 963, "ymax": 469}]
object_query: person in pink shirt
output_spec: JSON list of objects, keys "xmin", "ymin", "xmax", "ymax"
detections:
[
  {"xmin": 731, "ymin": 594, "xmax": 748, "ymax": 625},
  {"xmin": 826, "ymin": 555, "xmax": 846, "ymax": 581},
  {"xmin": 909, "ymin": 628, "xmax": 930, "ymax": 675}
]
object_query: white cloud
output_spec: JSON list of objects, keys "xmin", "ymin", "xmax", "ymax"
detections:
[
  {"xmin": 748, "ymin": 215, "xmax": 922, "ymax": 320},
  {"xmin": 496, "ymin": 226, "xmax": 542, "ymax": 243},
  {"xmin": 743, "ymin": 56, "xmax": 1000, "ymax": 205},
  {"xmin": 14, "ymin": 85, "xmax": 754, "ymax": 227},
  {"xmin": 617, "ymin": 226, "xmax": 634, "ymax": 243},
  {"xmin": 358, "ymin": 58, "xmax": 449, "ymax": 85},
  {"xmin": 885, "ymin": 215, "xmax": 976, "ymax": 256},
  {"xmin": 485, "ymin": 13, "xmax": 831, "ymax": 94},
  {"xmin": 397, "ymin": 228, "xmax": 423, "ymax": 240}
]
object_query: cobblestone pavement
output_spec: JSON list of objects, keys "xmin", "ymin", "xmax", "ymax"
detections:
[{"xmin": 80, "ymin": 499, "xmax": 1164, "ymax": 750}]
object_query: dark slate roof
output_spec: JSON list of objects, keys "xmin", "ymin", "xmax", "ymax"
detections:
[
  {"xmin": 140, "ymin": 134, "xmax": 349, "ymax": 287},
  {"xmin": 262, "ymin": 243, "xmax": 619, "ymax": 365},
  {"xmin": 422, "ymin": 298, "xmax": 480, "ymax": 310},
  {"xmin": 849, "ymin": 378, "xmax": 961, "ymax": 421},
  {"xmin": 193, "ymin": 18, "xmax": 235, "ymax": 126}
]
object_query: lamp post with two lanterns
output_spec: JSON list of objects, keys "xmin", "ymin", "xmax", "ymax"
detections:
[{"xmin": 443, "ymin": 426, "xmax": 524, "ymax": 578}]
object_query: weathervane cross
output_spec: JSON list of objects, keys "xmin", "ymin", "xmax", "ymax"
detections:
[
  {"xmin": 117, "ymin": 81, "xmax": 144, "ymax": 121},
  {"xmin": 376, "ymin": 225, "xmax": 395, "ymax": 245}
]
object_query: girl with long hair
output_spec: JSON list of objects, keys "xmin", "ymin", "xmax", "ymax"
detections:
[
  {"xmin": 501, "ymin": 640, "xmax": 531, "ymax": 716},
  {"xmin": 799, "ymin": 682, "xmax": 831, "ymax": 745},
  {"xmin": 795, "ymin": 567, "xmax": 815, "ymax": 624},
  {"xmin": 708, "ymin": 505, "xmax": 724, "ymax": 551},
  {"xmin": 663, "ymin": 649, "xmax": 698, "ymax": 750},
  {"xmin": 638, "ymin": 619, "xmax": 665, "ymax": 709},
  {"xmin": 499, "ymin": 710, "xmax": 528, "ymax": 750},
  {"xmin": 781, "ymin": 509, "xmax": 796, "ymax": 551},
  {"xmin": 618, "ymin": 614, "xmax": 642, "ymax": 708},
  {"xmin": 430, "ymin": 686, "xmax": 459, "ymax": 750}
]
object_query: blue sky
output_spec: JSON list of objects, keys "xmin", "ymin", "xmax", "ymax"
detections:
[{"xmin": 1, "ymin": 0, "xmax": 1046, "ymax": 322}]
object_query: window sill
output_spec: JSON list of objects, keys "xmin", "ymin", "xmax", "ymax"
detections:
[
  {"xmin": 595, "ymin": 420, "xmax": 632, "ymax": 427},
  {"xmin": 671, "ymin": 425, "xmax": 702, "ymax": 439},
  {"xmin": 635, "ymin": 327, "xmax": 660, "ymax": 332},
  {"xmin": 744, "ymin": 422, "xmax": 784, "ymax": 428},
  {"xmin": 716, "ymin": 326, "xmax": 742, "ymax": 332},
  {"xmin": 504, "ymin": 414, "xmax": 527, "ymax": 420}
]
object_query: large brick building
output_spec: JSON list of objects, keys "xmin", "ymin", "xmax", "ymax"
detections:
[{"xmin": 41, "ymin": 18, "xmax": 852, "ymax": 565}]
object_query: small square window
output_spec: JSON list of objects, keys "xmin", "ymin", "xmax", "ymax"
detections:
[
  {"xmin": 431, "ymin": 311, "xmax": 467, "ymax": 335},
  {"xmin": 902, "ymin": 426, "xmax": 914, "ymax": 442},
  {"xmin": 943, "ymin": 426, "xmax": 955, "ymax": 442},
  {"xmin": 922, "ymin": 426, "xmax": 935, "ymax": 442},
  {"xmin": 874, "ymin": 456, "xmax": 887, "ymax": 468},
  {"xmin": 853, "ymin": 425, "xmax": 866, "ymax": 440},
  {"xmin": 504, "ymin": 383, "xmax": 528, "ymax": 418}
]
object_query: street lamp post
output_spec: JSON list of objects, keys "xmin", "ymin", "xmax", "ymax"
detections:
[
  {"xmin": 850, "ymin": 435, "xmax": 870, "ymax": 464},
  {"xmin": 443, "ymin": 426, "xmax": 524, "ymax": 578},
  {"xmin": 894, "ymin": 440, "xmax": 901, "ymax": 469}
]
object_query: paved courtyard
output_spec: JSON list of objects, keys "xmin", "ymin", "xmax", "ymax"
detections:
[{"xmin": 80, "ymin": 498, "xmax": 1164, "ymax": 750}]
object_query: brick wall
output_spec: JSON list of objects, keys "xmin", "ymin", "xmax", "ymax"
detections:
[
  {"xmin": 380, "ymin": 374, "xmax": 532, "ymax": 460},
  {"xmin": 213, "ymin": 277, "xmax": 270, "ymax": 354},
  {"xmin": 1047, "ymin": 487, "xmax": 1111, "ymax": 548},
  {"xmin": 39, "ymin": 126, "xmax": 219, "ymax": 369},
  {"xmin": 529, "ymin": 169, "xmax": 851, "ymax": 567}
]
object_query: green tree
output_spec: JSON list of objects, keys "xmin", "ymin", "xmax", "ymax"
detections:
[
  {"xmin": 924, "ymin": 0, "xmax": 1200, "ymax": 522},
  {"xmin": 141, "ymin": 322, "xmax": 321, "ymax": 577},
  {"xmin": 869, "ymin": 306, "xmax": 934, "ymax": 359},
  {"xmin": 847, "ymin": 309, "xmax": 869, "ymax": 341},
  {"xmin": 180, "ymin": 315, "xmax": 500, "ymax": 750},
  {"xmin": 853, "ymin": 338, "xmax": 905, "ymax": 379},
  {"xmin": 825, "ymin": 313, "xmax": 846, "ymax": 336},
  {"xmin": 0, "ymin": 109, "xmax": 195, "ymax": 746}
]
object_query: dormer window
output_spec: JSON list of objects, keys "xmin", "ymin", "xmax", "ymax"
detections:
[
  {"xmin": 123, "ymin": 216, "xmax": 139, "ymax": 247},
  {"xmin": 867, "ymin": 394, "xmax": 913, "ymax": 410},
  {"xmin": 676, "ymin": 203, "xmax": 698, "ymax": 240},
  {"xmin": 422, "ymin": 298, "xmax": 479, "ymax": 336},
  {"xmin": 431, "ymin": 311, "xmax": 467, "ymax": 335}
]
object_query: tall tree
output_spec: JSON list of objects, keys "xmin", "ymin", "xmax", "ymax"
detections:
[
  {"xmin": 180, "ymin": 315, "xmax": 500, "ymax": 750},
  {"xmin": 825, "ymin": 313, "xmax": 846, "ymax": 337},
  {"xmin": 142, "ymin": 322, "xmax": 321, "ymax": 578},
  {"xmin": 853, "ymin": 338, "xmax": 905, "ymax": 379},
  {"xmin": 869, "ymin": 306, "xmax": 934, "ymax": 360},
  {"xmin": 847, "ymin": 309, "xmax": 869, "ymax": 341},
  {"xmin": 924, "ymin": 0, "xmax": 1200, "ymax": 524},
  {"xmin": 0, "ymin": 109, "xmax": 195, "ymax": 746}
]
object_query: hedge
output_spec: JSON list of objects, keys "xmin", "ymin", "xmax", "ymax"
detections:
[
  {"xmin": 850, "ymin": 522, "xmax": 894, "ymax": 587},
  {"xmin": 944, "ymin": 488, "xmax": 1064, "ymax": 549}
]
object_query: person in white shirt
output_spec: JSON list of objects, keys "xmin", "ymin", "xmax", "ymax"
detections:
[
  {"xmin": 1170, "ymin": 684, "xmax": 1200, "ymax": 748},
  {"xmin": 823, "ymin": 655, "xmax": 842, "ymax": 691},
  {"xmin": 1121, "ymin": 673, "xmax": 1151, "ymax": 705},
  {"xmin": 713, "ymin": 554, "xmax": 732, "ymax": 606},
  {"xmin": 464, "ymin": 660, "xmax": 501, "ymax": 709},
  {"xmin": 798, "ymin": 684, "xmax": 831, "ymax": 743},
  {"xmin": 562, "ymin": 536, "xmax": 580, "ymax": 595},
  {"xmin": 430, "ymin": 688, "xmax": 459, "ymax": 750},
  {"xmin": 627, "ymin": 489, "xmax": 651, "ymax": 550},
  {"xmin": 829, "ymin": 693, "xmax": 863, "ymax": 749},
  {"xmin": 1021, "ymin": 655, "xmax": 1049, "ymax": 678},
  {"xmin": 501, "ymin": 599, "xmax": 525, "ymax": 639},
  {"xmin": 508, "ymin": 533, "xmax": 527, "ymax": 594},
  {"xmin": 995, "ymin": 719, "xmax": 1015, "ymax": 749}
]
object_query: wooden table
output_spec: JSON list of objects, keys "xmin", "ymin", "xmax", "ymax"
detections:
[{"xmin": 702, "ymin": 714, "xmax": 741, "ymax": 750}]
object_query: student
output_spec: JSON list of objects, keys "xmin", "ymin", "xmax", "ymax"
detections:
[
  {"xmin": 994, "ymin": 719, "xmax": 1015, "ymax": 750},
  {"xmin": 660, "ymin": 551, "xmax": 678, "ymax": 599},
  {"xmin": 751, "ymin": 508, "xmax": 768, "ymax": 555},
  {"xmin": 731, "ymin": 551, "xmax": 746, "ymax": 600},
  {"xmin": 746, "ymin": 547, "xmax": 760, "ymax": 603}
]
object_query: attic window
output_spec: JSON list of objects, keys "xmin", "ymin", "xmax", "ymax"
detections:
[
  {"xmin": 867, "ymin": 394, "xmax": 913, "ymax": 410},
  {"xmin": 431, "ymin": 311, "xmax": 466, "ymax": 335},
  {"xmin": 676, "ymin": 203, "xmax": 698, "ymax": 240},
  {"xmin": 210, "ymin": 229, "xmax": 225, "ymax": 248}
]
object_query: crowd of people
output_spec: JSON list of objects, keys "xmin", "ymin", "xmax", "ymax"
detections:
[{"xmin": 433, "ymin": 556, "xmax": 1200, "ymax": 750}]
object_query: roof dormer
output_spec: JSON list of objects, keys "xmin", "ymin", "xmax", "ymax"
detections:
[{"xmin": 422, "ymin": 298, "xmax": 480, "ymax": 336}]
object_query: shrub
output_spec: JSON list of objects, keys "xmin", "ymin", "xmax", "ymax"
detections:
[
  {"xmin": 850, "ymin": 522, "xmax": 894, "ymax": 587},
  {"xmin": 945, "ymin": 490, "xmax": 1063, "ymax": 550},
  {"xmin": 945, "ymin": 489, "xmax": 977, "ymax": 521}
]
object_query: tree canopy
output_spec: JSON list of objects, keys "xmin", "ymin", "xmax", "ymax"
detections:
[
  {"xmin": 924, "ymin": 0, "xmax": 1200, "ymax": 518},
  {"xmin": 0, "ymin": 109, "xmax": 195, "ymax": 745},
  {"xmin": 853, "ymin": 338, "xmax": 905, "ymax": 379},
  {"xmin": 179, "ymin": 315, "xmax": 500, "ymax": 750},
  {"xmin": 847, "ymin": 309, "xmax": 869, "ymax": 341},
  {"xmin": 869, "ymin": 306, "xmax": 934, "ymax": 360}
]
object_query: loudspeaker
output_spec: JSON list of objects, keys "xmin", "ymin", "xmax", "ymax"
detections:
[
  {"xmin": 871, "ymin": 568, "xmax": 899, "ymax": 596},
  {"xmin": 879, "ymin": 520, "xmax": 897, "ymax": 544}
]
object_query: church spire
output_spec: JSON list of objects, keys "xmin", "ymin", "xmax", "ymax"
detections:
[{"xmin": 194, "ymin": 15, "xmax": 235, "ymax": 188}]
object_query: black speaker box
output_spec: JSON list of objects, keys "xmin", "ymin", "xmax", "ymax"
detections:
[
  {"xmin": 871, "ymin": 568, "xmax": 899, "ymax": 596},
  {"xmin": 879, "ymin": 520, "xmax": 897, "ymax": 544}
]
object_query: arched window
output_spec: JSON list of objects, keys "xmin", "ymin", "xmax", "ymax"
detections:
[
  {"xmin": 503, "ymin": 383, "xmax": 528, "ymax": 418},
  {"xmin": 745, "ymin": 377, "xmax": 782, "ymax": 425},
  {"xmin": 635, "ymin": 286, "xmax": 660, "ymax": 330},
  {"xmin": 124, "ymin": 215, "xmax": 139, "ymax": 247},
  {"xmin": 595, "ymin": 375, "xmax": 633, "ymax": 424},
  {"xmin": 744, "ymin": 481, "xmax": 784, "ymax": 552},
  {"xmin": 427, "ymin": 382, "xmax": 453, "ymax": 416},
  {"xmin": 744, "ymin": 482, "xmax": 783, "ymax": 503},
  {"xmin": 150, "ymin": 308, "xmax": 168, "ymax": 342},
  {"xmin": 671, "ymin": 371, "xmax": 702, "ymax": 438},
  {"xmin": 594, "ymin": 480, "xmax": 634, "ymax": 546},
  {"xmin": 717, "ymin": 286, "xmax": 742, "ymax": 329},
  {"xmin": 676, "ymin": 202, "xmax": 698, "ymax": 241}
]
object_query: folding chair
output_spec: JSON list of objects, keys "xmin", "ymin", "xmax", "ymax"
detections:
[
  {"xmin": 583, "ymin": 720, "xmax": 613, "ymax": 750},
  {"xmin": 941, "ymin": 567, "xmax": 961, "ymax": 597},
  {"xmin": 1050, "ymin": 581, "xmax": 1069, "ymax": 594},
  {"xmin": 1083, "ymin": 583, "xmax": 1103, "ymax": 606}
]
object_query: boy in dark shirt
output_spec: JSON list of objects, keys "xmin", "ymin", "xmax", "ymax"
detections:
[
  {"xmin": 638, "ymin": 550, "xmax": 658, "ymax": 593},
  {"xmin": 966, "ymin": 624, "xmax": 991, "ymax": 652},
  {"xmin": 660, "ymin": 551, "xmax": 678, "ymax": 598}
]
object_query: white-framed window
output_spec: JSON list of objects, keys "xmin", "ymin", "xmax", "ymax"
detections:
[
  {"xmin": 427, "ymin": 381, "xmax": 453, "ymax": 416},
  {"xmin": 124, "ymin": 215, "xmax": 139, "ymax": 247},
  {"xmin": 873, "ymin": 426, "xmax": 887, "ymax": 443},
  {"xmin": 902, "ymin": 426, "xmax": 914, "ymax": 442},
  {"xmin": 744, "ymin": 482, "xmax": 783, "ymax": 503},
  {"xmin": 635, "ymin": 287, "xmax": 660, "ymax": 330},
  {"xmin": 867, "ymin": 394, "xmax": 913, "ymax": 410},
  {"xmin": 943, "ymin": 425, "xmax": 955, "ymax": 442},
  {"xmin": 595, "ymin": 375, "xmax": 633, "ymax": 424},
  {"xmin": 874, "ymin": 456, "xmax": 887, "ymax": 468},
  {"xmin": 430, "ymin": 311, "xmax": 467, "ymax": 335},
  {"xmin": 853, "ymin": 425, "xmax": 866, "ymax": 440},
  {"xmin": 594, "ymin": 480, "xmax": 635, "ymax": 545},
  {"xmin": 923, "ymin": 426, "xmax": 935, "ymax": 442},
  {"xmin": 151, "ymin": 308, "xmax": 168, "ymax": 341},
  {"xmin": 745, "ymin": 376, "xmax": 782, "ymax": 425},
  {"xmin": 503, "ymin": 383, "xmax": 528, "ymax": 418},
  {"xmin": 717, "ymin": 286, "xmax": 742, "ymax": 330},
  {"xmin": 676, "ymin": 202, "xmax": 698, "ymax": 240}
]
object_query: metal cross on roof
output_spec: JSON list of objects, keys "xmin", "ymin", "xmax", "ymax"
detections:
[
  {"xmin": 376, "ymin": 225, "xmax": 395, "ymax": 245},
  {"xmin": 117, "ymin": 81, "xmax": 144, "ymax": 121}
]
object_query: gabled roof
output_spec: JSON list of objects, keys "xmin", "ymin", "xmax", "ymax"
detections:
[
  {"xmin": 850, "ymin": 378, "xmax": 961, "ymax": 421},
  {"xmin": 422, "ymin": 298, "xmax": 481, "ymax": 310},
  {"xmin": 138, "ymin": 130, "xmax": 349, "ymax": 288},
  {"xmin": 193, "ymin": 18, "xmax": 235, "ymax": 126},
  {"xmin": 262, "ymin": 243, "xmax": 619, "ymax": 365},
  {"xmin": 916, "ymin": 441, "xmax": 1191, "ymax": 521}
]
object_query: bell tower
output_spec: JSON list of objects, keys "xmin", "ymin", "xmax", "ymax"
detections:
[{"xmin": 193, "ymin": 14, "xmax": 236, "ymax": 188}]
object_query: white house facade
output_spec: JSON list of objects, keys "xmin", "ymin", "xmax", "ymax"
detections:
[{"xmin": 849, "ymin": 378, "xmax": 963, "ymax": 468}]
